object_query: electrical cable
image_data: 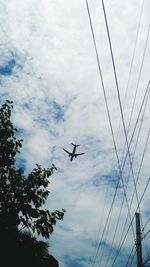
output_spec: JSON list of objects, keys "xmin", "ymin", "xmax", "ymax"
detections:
[
  {"xmin": 127, "ymin": 249, "xmax": 136, "ymax": 267},
  {"xmin": 89, "ymin": 183, "xmax": 109, "ymax": 266},
  {"xmin": 120, "ymin": 25, "xmax": 150, "ymax": 173},
  {"xmin": 86, "ymin": 0, "xmax": 138, "ymax": 266},
  {"xmin": 99, "ymin": 0, "xmax": 150, "ymax": 263},
  {"xmin": 111, "ymin": 130, "xmax": 150, "ymax": 266},
  {"xmin": 125, "ymin": 25, "xmax": 150, "ymax": 142},
  {"xmin": 100, "ymin": 2, "xmax": 150, "ymax": 263},
  {"xmin": 101, "ymin": 0, "xmax": 142, "ymax": 218},
  {"xmin": 143, "ymin": 254, "xmax": 150, "ymax": 265},
  {"xmin": 111, "ymin": 81, "xmax": 150, "ymax": 263},
  {"xmin": 122, "ymin": 0, "xmax": 145, "ymax": 109},
  {"xmin": 105, "ymin": 80, "xmax": 150, "ymax": 267},
  {"xmin": 86, "ymin": 1, "xmax": 150, "ymax": 266},
  {"xmin": 85, "ymin": 2, "xmax": 136, "ymax": 266},
  {"xmin": 125, "ymin": 245, "xmax": 136, "ymax": 267},
  {"xmin": 142, "ymin": 218, "xmax": 150, "ymax": 232},
  {"xmin": 113, "ymin": 0, "xmax": 145, "ymax": 173},
  {"xmin": 111, "ymin": 178, "xmax": 150, "ymax": 267},
  {"xmin": 142, "ymin": 229, "xmax": 150, "ymax": 240}
]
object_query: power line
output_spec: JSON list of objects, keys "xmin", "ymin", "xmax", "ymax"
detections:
[
  {"xmin": 101, "ymin": 0, "xmax": 141, "ymax": 215},
  {"xmin": 142, "ymin": 229, "xmax": 150, "ymax": 240},
  {"xmin": 120, "ymin": 24, "xmax": 150, "ymax": 175},
  {"xmin": 112, "ymin": 82, "xmax": 150, "ymax": 263},
  {"xmin": 142, "ymin": 218, "xmax": 150, "ymax": 232},
  {"xmin": 125, "ymin": 245, "xmax": 136, "ymax": 267},
  {"xmin": 143, "ymin": 254, "xmax": 150, "ymax": 265},
  {"xmin": 100, "ymin": 1, "xmax": 150, "ymax": 265},
  {"xmin": 111, "ymin": 178, "xmax": 150, "ymax": 267},
  {"xmin": 114, "ymin": 0, "xmax": 145, "ymax": 178},
  {"xmin": 119, "ymin": 26, "xmax": 150, "ymax": 189},
  {"xmin": 86, "ymin": 1, "xmax": 150, "ymax": 266},
  {"xmin": 128, "ymin": 251, "xmax": 136, "ymax": 267},
  {"xmin": 100, "ymin": 2, "xmax": 150, "ymax": 263},
  {"xmin": 89, "ymin": 183, "xmax": 109, "ymax": 267},
  {"xmin": 105, "ymin": 80, "xmax": 150, "ymax": 267},
  {"xmin": 98, "ymin": 184, "xmax": 122, "ymax": 266},
  {"xmin": 85, "ymin": 1, "xmax": 135, "ymax": 266},
  {"xmin": 108, "ymin": 128, "xmax": 150, "ymax": 266},
  {"xmin": 126, "ymin": 24, "xmax": 150, "ymax": 136},
  {"xmin": 122, "ymin": 0, "xmax": 145, "ymax": 108},
  {"xmin": 111, "ymin": 130, "xmax": 150, "ymax": 266},
  {"xmin": 106, "ymin": 2, "xmax": 145, "ymax": 224},
  {"xmin": 119, "ymin": 80, "xmax": 150, "ymax": 183}
]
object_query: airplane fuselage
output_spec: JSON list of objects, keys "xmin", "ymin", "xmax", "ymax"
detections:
[{"xmin": 70, "ymin": 146, "xmax": 77, "ymax": 161}]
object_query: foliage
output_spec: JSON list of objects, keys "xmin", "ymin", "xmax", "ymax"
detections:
[
  {"xmin": 2, "ymin": 230, "xmax": 58, "ymax": 267},
  {"xmin": 0, "ymin": 100, "xmax": 65, "ymax": 240}
]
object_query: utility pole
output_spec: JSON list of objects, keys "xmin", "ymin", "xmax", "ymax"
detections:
[{"xmin": 136, "ymin": 212, "xmax": 143, "ymax": 267}]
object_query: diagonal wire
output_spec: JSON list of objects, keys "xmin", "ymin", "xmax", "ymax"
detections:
[
  {"xmin": 122, "ymin": 0, "xmax": 145, "ymax": 107},
  {"xmin": 100, "ymin": 1, "xmax": 150, "ymax": 263},
  {"xmin": 89, "ymin": 183, "xmax": 109, "ymax": 266},
  {"xmin": 111, "ymin": 178, "xmax": 150, "ymax": 267},
  {"xmin": 127, "ymin": 249, "xmax": 136, "ymax": 267},
  {"xmin": 106, "ymin": 81, "xmax": 150, "ymax": 266},
  {"xmin": 111, "ymin": 130, "xmax": 150, "ymax": 266},
  {"xmin": 142, "ymin": 217, "xmax": 150, "ymax": 232},
  {"xmin": 105, "ymin": 80, "xmax": 150, "ymax": 267},
  {"xmin": 125, "ymin": 245, "xmax": 136, "ymax": 267},
  {"xmin": 111, "ymin": 81, "xmax": 150, "ymax": 263},
  {"xmin": 143, "ymin": 254, "xmax": 150, "ymax": 265},
  {"xmin": 91, "ymin": 1, "xmax": 150, "ymax": 265},
  {"xmin": 100, "ymin": 1, "xmax": 149, "ymax": 265},
  {"xmin": 85, "ymin": 1, "xmax": 136, "ymax": 266},
  {"xmin": 142, "ymin": 229, "xmax": 150, "ymax": 240},
  {"xmin": 141, "ymin": 216, "xmax": 150, "ymax": 259},
  {"xmin": 120, "ymin": 25, "xmax": 150, "ymax": 172},
  {"xmin": 125, "ymin": 25, "xmax": 150, "ymax": 141},
  {"xmin": 101, "ymin": 0, "xmax": 143, "ymax": 216},
  {"xmin": 97, "ymin": 179, "xmax": 121, "ymax": 266},
  {"xmin": 114, "ymin": 0, "xmax": 145, "ymax": 170}
]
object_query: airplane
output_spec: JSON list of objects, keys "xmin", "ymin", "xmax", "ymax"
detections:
[{"xmin": 63, "ymin": 143, "xmax": 85, "ymax": 161}]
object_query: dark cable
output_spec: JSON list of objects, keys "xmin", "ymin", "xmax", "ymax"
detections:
[
  {"xmin": 142, "ymin": 218, "xmax": 150, "ymax": 232},
  {"xmin": 101, "ymin": 0, "xmax": 142, "ymax": 219},
  {"xmin": 125, "ymin": 245, "xmax": 136, "ymax": 267},
  {"xmin": 85, "ymin": 1, "xmax": 135, "ymax": 266},
  {"xmin": 111, "ymin": 178, "xmax": 150, "ymax": 267},
  {"xmin": 106, "ymin": 80, "xmax": 150, "ymax": 267},
  {"xmin": 142, "ymin": 229, "xmax": 150, "ymax": 240}
]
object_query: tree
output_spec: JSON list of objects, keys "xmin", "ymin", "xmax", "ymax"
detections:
[
  {"xmin": 0, "ymin": 100, "xmax": 65, "ymax": 241},
  {"xmin": 15, "ymin": 231, "xmax": 51, "ymax": 267}
]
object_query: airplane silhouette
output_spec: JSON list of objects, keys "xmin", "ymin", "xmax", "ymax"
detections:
[{"xmin": 63, "ymin": 143, "xmax": 85, "ymax": 161}]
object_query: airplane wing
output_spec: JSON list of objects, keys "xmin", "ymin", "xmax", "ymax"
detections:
[
  {"xmin": 63, "ymin": 148, "xmax": 72, "ymax": 155},
  {"xmin": 74, "ymin": 153, "xmax": 85, "ymax": 156}
]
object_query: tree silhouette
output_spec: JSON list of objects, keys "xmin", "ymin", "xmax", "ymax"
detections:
[{"xmin": 0, "ymin": 100, "xmax": 65, "ymax": 266}]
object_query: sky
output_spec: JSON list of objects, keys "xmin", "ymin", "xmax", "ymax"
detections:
[{"xmin": 0, "ymin": 0, "xmax": 150, "ymax": 267}]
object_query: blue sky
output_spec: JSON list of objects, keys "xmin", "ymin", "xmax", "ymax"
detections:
[{"xmin": 0, "ymin": 1, "xmax": 150, "ymax": 267}]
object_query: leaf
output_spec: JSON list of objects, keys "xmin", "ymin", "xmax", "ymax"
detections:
[{"xmin": 28, "ymin": 209, "xmax": 39, "ymax": 218}]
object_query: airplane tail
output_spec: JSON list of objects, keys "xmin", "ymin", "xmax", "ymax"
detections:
[{"xmin": 71, "ymin": 143, "xmax": 80, "ymax": 147}]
